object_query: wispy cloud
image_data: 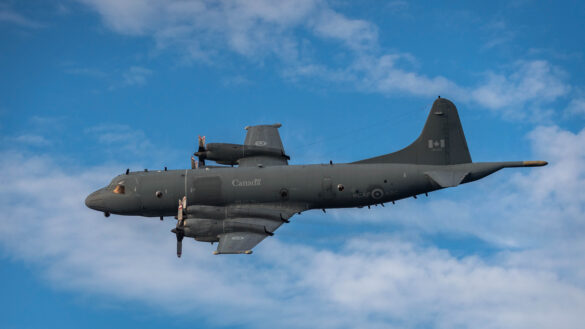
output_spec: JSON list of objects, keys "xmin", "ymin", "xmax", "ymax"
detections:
[
  {"xmin": 479, "ymin": 17, "xmax": 516, "ymax": 51},
  {"xmin": 469, "ymin": 60, "xmax": 570, "ymax": 119},
  {"xmin": 84, "ymin": 123, "xmax": 154, "ymax": 156},
  {"xmin": 122, "ymin": 66, "xmax": 152, "ymax": 86},
  {"xmin": 98, "ymin": 66, "xmax": 153, "ymax": 90},
  {"xmin": 221, "ymin": 75, "xmax": 253, "ymax": 87},
  {"xmin": 564, "ymin": 97, "xmax": 585, "ymax": 118},
  {"xmin": 78, "ymin": 0, "xmax": 579, "ymax": 121},
  {"xmin": 64, "ymin": 67, "xmax": 107, "ymax": 78},
  {"xmin": 4, "ymin": 134, "xmax": 51, "ymax": 147},
  {"xmin": 0, "ymin": 7, "xmax": 45, "ymax": 29},
  {"xmin": 285, "ymin": 57, "xmax": 570, "ymax": 120},
  {"xmin": 1, "ymin": 124, "xmax": 585, "ymax": 328}
]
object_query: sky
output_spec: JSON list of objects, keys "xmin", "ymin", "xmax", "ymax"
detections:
[{"xmin": 1, "ymin": 1, "xmax": 585, "ymax": 328}]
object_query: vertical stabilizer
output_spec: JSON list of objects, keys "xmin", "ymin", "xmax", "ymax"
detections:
[{"xmin": 354, "ymin": 97, "xmax": 472, "ymax": 165}]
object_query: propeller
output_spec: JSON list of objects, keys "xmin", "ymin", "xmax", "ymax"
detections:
[
  {"xmin": 171, "ymin": 196, "xmax": 187, "ymax": 258},
  {"xmin": 193, "ymin": 135, "xmax": 206, "ymax": 167}
]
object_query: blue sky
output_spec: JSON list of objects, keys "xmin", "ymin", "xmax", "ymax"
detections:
[{"xmin": 1, "ymin": 1, "xmax": 585, "ymax": 328}]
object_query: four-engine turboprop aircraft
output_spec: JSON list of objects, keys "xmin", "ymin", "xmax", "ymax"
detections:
[{"xmin": 85, "ymin": 97, "xmax": 547, "ymax": 257}]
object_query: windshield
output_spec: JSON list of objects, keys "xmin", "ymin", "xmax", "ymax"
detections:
[
  {"xmin": 113, "ymin": 181, "xmax": 125, "ymax": 194},
  {"xmin": 106, "ymin": 178, "xmax": 117, "ymax": 190}
]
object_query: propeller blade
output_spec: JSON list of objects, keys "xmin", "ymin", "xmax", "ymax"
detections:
[
  {"xmin": 174, "ymin": 196, "xmax": 188, "ymax": 258},
  {"xmin": 197, "ymin": 135, "xmax": 206, "ymax": 166},
  {"xmin": 176, "ymin": 233, "xmax": 183, "ymax": 258},
  {"xmin": 198, "ymin": 135, "xmax": 206, "ymax": 152},
  {"xmin": 177, "ymin": 198, "xmax": 184, "ymax": 221}
]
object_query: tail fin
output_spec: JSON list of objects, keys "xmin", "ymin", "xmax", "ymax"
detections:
[{"xmin": 354, "ymin": 97, "xmax": 472, "ymax": 165}]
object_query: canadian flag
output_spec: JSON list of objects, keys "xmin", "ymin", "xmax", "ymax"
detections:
[{"xmin": 428, "ymin": 139, "xmax": 445, "ymax": 149}]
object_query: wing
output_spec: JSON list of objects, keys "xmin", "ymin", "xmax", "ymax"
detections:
[
  {"xmin": 238, "ymin": 123, "xmax": 289, "ymax": 167},
  {"xmin": 215, "ymin": 232, "xmax": 267, "ymax": 254},
  {"xmin": 214, "ymin": 206, "xmax": 299, "ymax": 254}
]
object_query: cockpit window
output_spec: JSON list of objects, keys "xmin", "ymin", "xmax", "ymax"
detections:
[
  {"xmin": 113, "ymin": 182, "xmax": 125, "ymax": 194},
  {"xmin": 107, "ymin": 179, "xmax": 117, "ymax": 189}
]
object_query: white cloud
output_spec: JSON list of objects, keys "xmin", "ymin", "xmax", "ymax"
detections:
[
  {"xmin": 78, "ymin": 0, "xmax": 352, "ymax": 61},
  {"xmin": 4, "ymin": 134, "xmax": 51, "ymax": 147},
  {"xmin": 285, "ymin": 56, "xmax": 570, "ymax": 121},
  {"xmin": 351, "ymin": 54, "xmax": 464, "ymax": 97},
  {"xmin": 0, "ymin": 7, "xmax": 44, "ymax": 29},
  {"xmin": 1, "ymin": 124, "xmax": 585, "ymax": 328},
  {"xmin": 77, "ymin": 0, "xmax": 157, "ymax": 35},
  {"xmin": 221, "ymin": 75, "xmax": 253, "ymax": 87},
  {"xmin": 77, "ymin": 0, "xmax": 579, "ymax": 120},
  {"xmin": 84, "ymin": 123, "xmax": 154, "ymax": 156},
  {"xmin": 64, "ymin": 67, "xmax": 107, "ymax": 78},
  {"xmin": 564, "ymin": 97, "xmax": 585, "ymax": 117},
  {"xmin": 310, "ymin": 8, "xmax": 378, "ymax": 51},
  {"xmin": 122, "ymin": 66, "xmax": 152, "ymax": 86},
  {"xmin": 470, "ymin": 60, "xmax": 570, "ymax": 118}
]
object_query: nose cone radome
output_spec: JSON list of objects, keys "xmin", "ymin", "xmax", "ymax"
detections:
[{"xmin": 85, "ymin": 190, "xmax": 106, "ymax": 211}]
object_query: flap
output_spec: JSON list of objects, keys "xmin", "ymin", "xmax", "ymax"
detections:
[{"xmin": 211, "ymin": 205, "xmax": 302, "ymax": 254}]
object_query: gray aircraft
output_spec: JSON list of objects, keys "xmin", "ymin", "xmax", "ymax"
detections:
[{"xmin": 85, "ymin": 97, "xmax": 547, "ymax": 257}]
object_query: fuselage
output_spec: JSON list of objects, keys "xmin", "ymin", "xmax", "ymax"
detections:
[{"xmin": 85, "ymin": 162, "xmax": 457, "ymax": 217}]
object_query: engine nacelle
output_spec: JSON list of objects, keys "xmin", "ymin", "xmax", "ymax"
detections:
[
  {"xmin": 183, "ymin": 214, "xmax": 274, "ymax": 242},
  {"xmin": 186, "ymin": 205, "xmax": 291, "ymax": 221},
  {"xmin": 198, "ymin": 143, "xmax": 287, "ymax": 165},
  {"xmin": 183, "ymin": 218, "xmax": 221, "ymax": 241}
]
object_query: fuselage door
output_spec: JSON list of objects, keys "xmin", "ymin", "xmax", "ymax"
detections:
[{"xmin": 190, "ymin": 176, "xmax": 223, "ymax": 205}]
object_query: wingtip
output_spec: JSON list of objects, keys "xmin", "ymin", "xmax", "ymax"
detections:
[
  {"xmin": 522, "ymin": 160, "xmax": 548, "ymax": 167},
  {"xmin": 212, "ymin": 250, "xmax": 253, "ymax": 255}
]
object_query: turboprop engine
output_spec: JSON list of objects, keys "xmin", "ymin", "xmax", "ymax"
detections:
[
  {"xmin": 171, "ymin": 203, "xmax": 292, "ymax": 257},
  {"xmin": 197, "ymin": 143, "xmax": 288, "ymax": 165},
  {"xmin": 191, "ymin": 135, "xmax": 289, "ymax": 167}
]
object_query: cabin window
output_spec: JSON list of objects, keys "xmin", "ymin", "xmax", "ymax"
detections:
[
  {"xmin": 280, "ymin": 188, "xmax": 289, "ymax": 199},
  {"xmin": 113, "ymin": 182, "xmax": 125, "ymax": 194}
]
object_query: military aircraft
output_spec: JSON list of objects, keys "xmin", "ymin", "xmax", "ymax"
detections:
[{"xmin": 85, "ymin": 97, "xmax": 547, "ymax": 257}]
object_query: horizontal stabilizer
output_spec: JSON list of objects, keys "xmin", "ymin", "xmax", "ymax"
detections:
[
  {"xmin": 426, "ymin": 170, "xmax": 469, "ymax": 187},
  {"xmin": 430, "ymin": 161, "xmax": 548, "ymax": 187}
]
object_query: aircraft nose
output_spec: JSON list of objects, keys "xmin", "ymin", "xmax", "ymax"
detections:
[{"xmin": 85, "ymin": 190, "xmax": 106, "ymax": 211}]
